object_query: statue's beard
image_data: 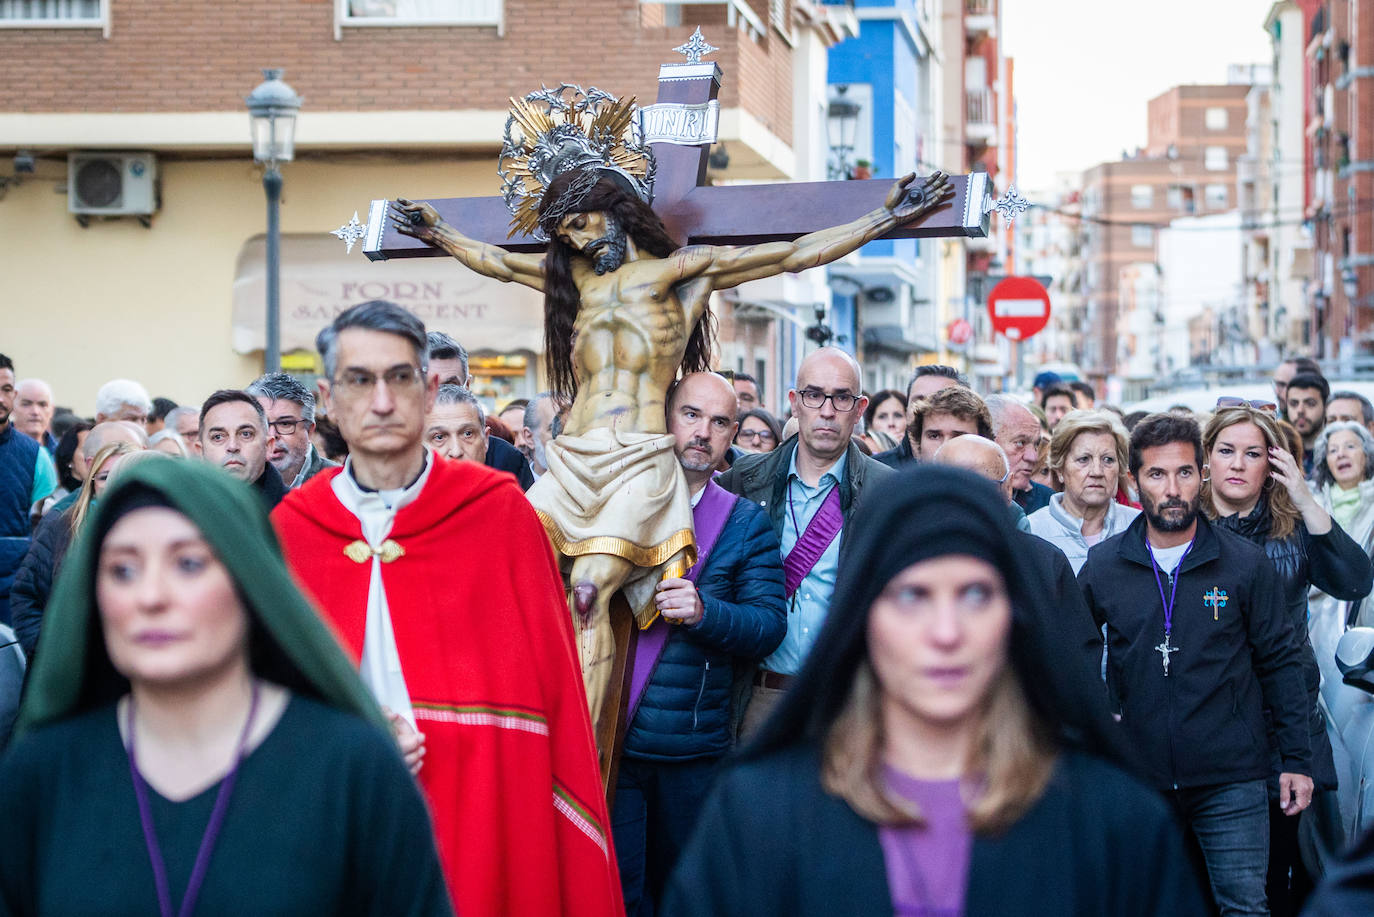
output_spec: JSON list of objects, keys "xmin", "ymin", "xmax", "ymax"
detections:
[{"xmin": 586, "ymin": 215, "xmax": 628, "ymax": 275}]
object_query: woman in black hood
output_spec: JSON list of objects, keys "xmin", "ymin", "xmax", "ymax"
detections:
[{"xmin": 663, "ymin": 465, "xmax": 1207, "ymax": 916}]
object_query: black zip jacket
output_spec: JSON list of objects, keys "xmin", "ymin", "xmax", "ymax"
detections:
[
  {"xmin": 1213, "ymin": 497, "xmax": 1373, "ymax": 791},
  {"xmin": 1078, "ymin": 513, "xmax": 1312, "ymax": 790}
]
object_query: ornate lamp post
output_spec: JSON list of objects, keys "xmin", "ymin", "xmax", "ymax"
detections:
[
  {"xmin": 245, "ymin": 68, "xmax": 302, "ymax": 374},
  {"xmin": 826, "ymin": 85, "xmax": 861, "ymax": 181}
]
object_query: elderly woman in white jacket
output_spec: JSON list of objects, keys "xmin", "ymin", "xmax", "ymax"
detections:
[{"xmin": 1027, "ymin": 410, "xmax": 1140, "ymax": 574}]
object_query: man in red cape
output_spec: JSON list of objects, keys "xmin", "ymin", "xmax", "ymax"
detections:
[{"xmin": 272, "ymin": 301, "xmax": 622, "ymax": 917}]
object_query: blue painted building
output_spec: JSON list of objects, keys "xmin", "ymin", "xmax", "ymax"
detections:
[{"xmin": 822, "ymin": 0, "xmax": 942, "ymax": 393}]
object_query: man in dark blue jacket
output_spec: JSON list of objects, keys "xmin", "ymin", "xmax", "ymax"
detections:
[
  {"xmin": 0, "ymin": 356, "xmax": 56, "ymax": 625},
  {"xmin": 612, "ymin": 372, "xmax": 786, "ymax": 916},
  {"xmin": 1079, "ymin": 412, "xmax": 1313, "ymax": 916}
]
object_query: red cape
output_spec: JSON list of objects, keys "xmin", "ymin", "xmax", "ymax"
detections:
[{"xmin": 272, "ymin": 457, "xmax": 623, "ymax": 917}]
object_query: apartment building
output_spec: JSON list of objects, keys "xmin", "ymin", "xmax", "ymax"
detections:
[
  {"xmin": 1302, "ymin": 0, "xmax": 1374, "ymax": 357},
  {"xmin": 1077, "ymin": 82, "xmax": 1251, "ymax": 381}
]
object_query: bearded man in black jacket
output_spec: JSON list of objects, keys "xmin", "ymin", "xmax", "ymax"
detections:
[{"xmin": 1079, "ymin": 412, "xmax": 1313, "ymax": 917}]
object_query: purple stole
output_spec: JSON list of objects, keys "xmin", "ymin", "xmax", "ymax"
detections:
[
  {"xmin": 626, "ymin": 480, "xmax": 736, "ymax": 723},
  {"xmin": 783, "ymin": 483, "xmax": 843, "ymax": 598}
]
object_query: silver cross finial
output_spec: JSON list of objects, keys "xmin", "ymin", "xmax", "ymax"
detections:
[
  {"xmin": 331, "ymin": 211, "xmax": 367, "ymax": 254},
  {"xmin": 985, "ymin": 184, "xmax": 1030, "ymax": 224},
  {"xmin": 673, "ymin": 27, "xmax": 718, "ymax": 65}
]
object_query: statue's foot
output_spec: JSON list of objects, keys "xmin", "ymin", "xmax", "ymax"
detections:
[{"xmin": 572, "ymin": 581, "xmax": 599, "ymax": 626}]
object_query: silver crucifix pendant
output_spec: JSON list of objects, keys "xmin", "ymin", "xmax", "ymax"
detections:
[{"xmin": 1155, "ymin": 633, "xmax": 1178, "ymax": 676}]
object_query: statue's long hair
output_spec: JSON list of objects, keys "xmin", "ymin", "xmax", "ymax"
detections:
[{"xmin": 539, "ymin": 173, "xmax": 716, "ymax": 401}]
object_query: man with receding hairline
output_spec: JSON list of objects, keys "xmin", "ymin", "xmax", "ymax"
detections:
[
  {"xmin": 717, "ymin": 347, "xmax": 893, "ymax": 737},
  {"xmin": 613, "ymin": 370, "xmax": 784, "ymax": 912}
]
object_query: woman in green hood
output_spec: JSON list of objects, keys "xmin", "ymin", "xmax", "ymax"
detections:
[{"xmin": 0, "ymin": 459, "xmax": 452, "ymax": 917}]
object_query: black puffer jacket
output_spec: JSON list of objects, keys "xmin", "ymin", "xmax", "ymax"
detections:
[
  {"xmin": 623, "ymin": 495, "xmax": 787, "ymax": 760},
  {"xmin": 1213, "ymin": 497, "xmax": 1373, "ymax": 791}
]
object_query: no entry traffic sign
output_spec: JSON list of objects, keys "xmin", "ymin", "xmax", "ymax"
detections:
[{"xmin": 987, "ymin": 275, "xmax": 1051, "ymax": 341}]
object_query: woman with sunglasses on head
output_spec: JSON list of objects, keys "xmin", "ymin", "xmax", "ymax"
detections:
[
  {"xmin": 664, "ymin": 465, "xmax": 1206, "ymax": 917},
  {"xmin": 1201, "ymin": 404, "xmax": 1371, "ymax": 914},
  {"xmin": 0, "ymin": 459, "xmax": 451, "ymax": 917}
]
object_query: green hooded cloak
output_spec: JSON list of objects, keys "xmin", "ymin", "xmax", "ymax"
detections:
[{"xmin": 15, "ymin": 456, "xmax": 387, "ymax": 736}]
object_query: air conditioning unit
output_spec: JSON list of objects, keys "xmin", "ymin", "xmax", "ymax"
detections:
[{"xmin": 67, "ymin": 152, "xmax": 159, "ymax": 216}]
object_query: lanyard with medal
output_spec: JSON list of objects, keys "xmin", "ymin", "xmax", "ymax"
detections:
[{"xmin": 1148, "ymin": 540, "xmax": 1193, "ymax": 676}]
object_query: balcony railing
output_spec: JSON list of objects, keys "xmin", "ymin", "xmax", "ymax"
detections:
[
  {"xmin": 966, "ymin": 0, "xmax": 992, "ymax": 14},
  {"xmin": 966, "ymin": 88, "xmax": 994, "ymax": 127}
]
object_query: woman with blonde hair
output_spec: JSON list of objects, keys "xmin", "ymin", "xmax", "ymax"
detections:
[
  {"xmin": 1026, "ymin": 411, "xmax": 1139, "ymax": 573},
  {"xmin": 664, "ymin": 466, "xmax": 1205, "ymax": 916},
  {"xmin": 1202, "ymin": 403, "xmax": 1372, "ymax": 912},
  {"xmin": 11, "ymin": 440, "xmax": 140, "ymax": 661}
]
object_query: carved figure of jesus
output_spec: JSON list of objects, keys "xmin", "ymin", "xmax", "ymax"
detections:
[{"xmin": 392, "ymin": 168, "xmax": 952, "ymax": 741}]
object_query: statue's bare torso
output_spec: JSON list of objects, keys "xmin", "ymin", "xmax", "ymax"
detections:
[{"xmin": 566, "ymin": 257, "xmax": 710, "ymax": 436}]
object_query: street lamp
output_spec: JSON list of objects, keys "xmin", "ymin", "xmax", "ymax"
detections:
[
  {"xmin": 827, "ymin": 85, "xmax": 861, "ymax": 181},
  {"xmin": 245, "ymin": 68, "xmax": 303, "ymax": 374},
  {"xmin": 1342, "ymin": 265, "xmax": 1359, "ymax": 301}
]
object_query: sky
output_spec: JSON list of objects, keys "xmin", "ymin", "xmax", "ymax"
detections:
[{"xmin": 1003, "ymin": 0, "xmax": 1278, "ymax": 191}]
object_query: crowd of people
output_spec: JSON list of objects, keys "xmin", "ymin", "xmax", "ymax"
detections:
[{"xmin": 6, "ymin": 323, "xmax": 1374, "ymax": 915}]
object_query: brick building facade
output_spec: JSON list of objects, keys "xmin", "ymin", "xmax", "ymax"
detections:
[
  {"xmin": 1303, "ymin": 0, "xmax": 1374, "ymax": 356},
  {"xmin": 0, "ymin": 1, "xmax": 823, "ymax": 412}
]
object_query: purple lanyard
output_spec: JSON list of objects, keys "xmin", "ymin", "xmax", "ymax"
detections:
[
  {"xmin": 786, "ymin": 476, "xmax": 836, "ymax": 542},
  {"xmin": 1147, "ymin": 540, "xmax": 1194, "ymax": 635},
  {"xmin": 127, "ymin": 682, "xmax": 261, "ymax": 917}
]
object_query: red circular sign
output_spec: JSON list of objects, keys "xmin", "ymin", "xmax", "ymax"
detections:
[
  {"xmin": 946, "ymin": 318, "xmax": 973, "ymax": 345},
  {"xmin": 987, "ymin": 276, "xmax": 1051, "ymax": 341}
]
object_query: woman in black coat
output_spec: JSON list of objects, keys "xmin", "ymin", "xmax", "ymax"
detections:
[
  {"xmin": 1201, "ymin": 402, "xmax": 1373, "ymax": 915},
  {"xmin": 663, "ymin": 466, "xmax": 1207, "ymax": 917}
]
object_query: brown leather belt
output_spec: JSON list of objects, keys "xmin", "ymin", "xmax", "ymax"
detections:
[{"xmin": 753, "ymin": 670, "xmax": 794, "ymax": 690}]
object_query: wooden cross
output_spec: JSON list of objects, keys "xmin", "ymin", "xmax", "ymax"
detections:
[
  {"xmin": 360, "ymin": 39, "xmax": 992, "ymax": 261},
  {"xmin": 1204, "ymin": 587, "xmax": 1228, "ymax": 621}
]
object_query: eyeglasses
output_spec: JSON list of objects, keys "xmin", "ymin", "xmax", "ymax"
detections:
[
  {"xmin": 1216, "ymin": 396, "xmax": 1278, "ymax": 414},
  {"xmin": 737, "ymin": 428, "xmax": 777, "ymax": 443},
  {"xmin": 269, "ymin": 418, "xmax": 303, "ymax": 435},
  {"xmin": 797, "ymin": 389, "xmax": 859, "ymax": 412},
  {"xmin": 332, "ymin": 366, "xmax": 424, "ymax": 397}
]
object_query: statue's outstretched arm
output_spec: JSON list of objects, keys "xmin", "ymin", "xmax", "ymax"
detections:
[
  {"xmin": 390, "ymin": 199, "xmax": 546, "ymax": 292},
  {"xmin": 701, "ymin": 171, "xmax": 953, "ymax": 290}
]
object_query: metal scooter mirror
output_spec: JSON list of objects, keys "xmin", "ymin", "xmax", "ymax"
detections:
[{"xmin": 1336, "ymin": 628, "xmax": 1374, "ymax": 694}]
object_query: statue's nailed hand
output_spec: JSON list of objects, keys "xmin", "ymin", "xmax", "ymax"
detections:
[
  {"xmin": 885, "ymin": 171, "xmax": 954, "ymax": 223},
  {"xmin": 390, "ymin": 198, "xmax": 441, "ymax": 241}
]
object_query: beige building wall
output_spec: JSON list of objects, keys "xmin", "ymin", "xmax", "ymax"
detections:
[{"xmin": 3, "ymin": 154, "xmax": 503, "ymax": 415}]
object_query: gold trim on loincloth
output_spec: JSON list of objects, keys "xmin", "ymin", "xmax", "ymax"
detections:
[
  {"xmin": 634, "ymin": 552, "xmax": 696, "ymax": 629},
  {"xmin": 536, "ymin": 510, "xmax": 696, "ymax": 569},
  {"xmin": 537, "ymin": 510, "xmax": 698, "ymax": 630}
]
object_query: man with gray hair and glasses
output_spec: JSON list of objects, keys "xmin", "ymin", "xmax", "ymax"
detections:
[
  {"xmin": 271, "ymin": 299, "xmax": 616, "ymax": 915},
  {"xmin": 426, "ymin": 331, "xmax": 533, "ymax": 489},
  {"xmin": 247, "ymin": 371, "xmax": 338, "ymax": 490}
]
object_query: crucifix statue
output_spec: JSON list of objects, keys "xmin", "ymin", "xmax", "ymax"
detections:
[{"xmin": 355, "ymin": 29, "xmax": 993, "ymax": 784}]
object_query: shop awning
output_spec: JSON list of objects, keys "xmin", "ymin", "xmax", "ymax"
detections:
[{"xmin": 232, "ymin": 233, "xmax": 545, "ymax": 355}]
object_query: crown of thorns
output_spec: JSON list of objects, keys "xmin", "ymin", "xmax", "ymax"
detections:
[{"xmin": 498, "ymin": 84, "xmax": 656, "ymax": 241}]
